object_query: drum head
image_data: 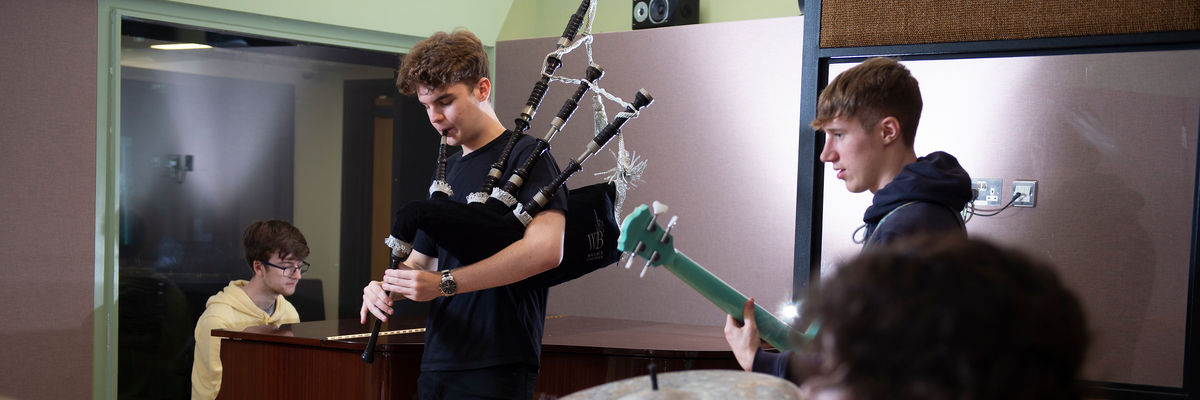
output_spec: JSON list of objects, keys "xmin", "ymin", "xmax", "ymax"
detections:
[{"xmin": 561, "ymin": 369, "xmax": 799, "ymax": 400}]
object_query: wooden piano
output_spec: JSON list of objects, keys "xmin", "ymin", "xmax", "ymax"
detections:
[{"xmin": 214, "ymin": 315, "xmax": 741, "ymax": 399}]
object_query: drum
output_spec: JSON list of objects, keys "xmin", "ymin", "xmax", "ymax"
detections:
[{"xmin": 561, "ymin": 369, "xmax": 800, "ymax": 400}]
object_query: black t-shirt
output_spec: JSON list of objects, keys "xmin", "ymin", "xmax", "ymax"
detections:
[{"xmin": 413, "ymin": 130, "xmax": 569, "ymax": 371}]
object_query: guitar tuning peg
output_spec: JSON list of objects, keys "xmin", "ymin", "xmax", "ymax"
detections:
[
  {"xmin": 624, "ymin": 251, "xmax": 637, "ymax": 269},
  {"xmin": 660, "ymin": 216, "xmax": 678, "ymax": 244},
  {"xmin": 643, "ymin": 251, "xmax": 662, "ymax": 276},
  {"xmin": 646, "ymin": 203, "xmax": 668, "ymax": 232},
  {"xmin": 640, "ymin": 253, "xmax": 657, "ymax": 278},
  {"xmin": 651, "ymin": 201, "xmax": 669, "ymax": 216}
]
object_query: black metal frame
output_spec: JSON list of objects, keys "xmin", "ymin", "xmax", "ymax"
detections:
[{"xmin": 793, "ymin": 0, "xmax": 1200, "ymax": 398}]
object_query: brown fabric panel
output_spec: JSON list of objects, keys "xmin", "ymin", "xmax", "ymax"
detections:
[
  {"xmin": 0, "ymin": 1, "xmax": 98, "ymax": 399},
  {"xmin": 820, "ymin": 0, "xmax": 1200, "ymax": 48}
]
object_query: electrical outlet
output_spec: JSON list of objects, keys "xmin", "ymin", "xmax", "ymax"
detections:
[
  {"xmin": 971, "ymin": 178, "xmax": 1002, "ymax": 206},
  {"xmin": 1012, "ymin": 180, "xmax": 1037, "ymax": 207}
]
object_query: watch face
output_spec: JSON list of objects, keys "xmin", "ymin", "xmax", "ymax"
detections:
[{"xmin": 440, "ymin": 276, "xmax": 457, "ymax": 296}]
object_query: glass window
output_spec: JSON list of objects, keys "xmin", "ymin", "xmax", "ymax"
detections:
[{"xmin": 117, "ymin": 19, "xmax": 402, "ymax": 398}]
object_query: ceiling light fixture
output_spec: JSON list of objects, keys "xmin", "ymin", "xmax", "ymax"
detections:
[{"xmin": 150, "ymin": 43, "xmax": 212, "ymax": 50}]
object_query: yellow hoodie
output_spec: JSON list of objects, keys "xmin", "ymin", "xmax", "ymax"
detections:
[{"xmin": 190, "ymin": 280, "xmax": 299, "ymax": 400}]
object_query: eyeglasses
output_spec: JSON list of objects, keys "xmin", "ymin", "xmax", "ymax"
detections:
[{"xmin": 263, "ymin": 260, "xmax": 311, "ymax": 276}]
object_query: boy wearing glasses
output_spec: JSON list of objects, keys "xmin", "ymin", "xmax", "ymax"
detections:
[{"xmin": 191, "ymin": 219, "xmax": 310, "ymax": 400}]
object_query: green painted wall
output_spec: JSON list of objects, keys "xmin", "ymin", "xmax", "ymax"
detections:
[
  {"xmin": 165, "ymin": 0, "xmax": 800, "ymax": 46},
  {"xmin": 498, "ymin": 0, "xmax": 801, "ymax": 41},
  {"xmin": 167, "ymin": 0, "xmax": 516, "ymax": 45}
]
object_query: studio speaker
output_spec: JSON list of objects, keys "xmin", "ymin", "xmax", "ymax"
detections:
[{"xmin": 632, "ymin": 0, "xmax": 699, "ymax": 30}]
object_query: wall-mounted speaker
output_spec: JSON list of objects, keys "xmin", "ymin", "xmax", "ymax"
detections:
[{"xmin": 632, "ymin": 0, "xmax": 699, "ymax": 30}]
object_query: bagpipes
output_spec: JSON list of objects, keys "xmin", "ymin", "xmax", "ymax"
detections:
[{"xmin": 363, "ymin": 0, "xmax": 654, "ymax": 363}]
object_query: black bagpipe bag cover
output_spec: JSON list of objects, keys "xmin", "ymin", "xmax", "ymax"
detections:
[{"xmin": 390, "ymin": 181, "xmax": 622, "ymax": 289}]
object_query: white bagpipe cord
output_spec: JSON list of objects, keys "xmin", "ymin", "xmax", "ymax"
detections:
[
  {"xmin": 538, "ymin": 0, "xmax": 650, "ymax": 266},
  {"xmin": 542, "ymin": 0, "xmax": 649, "ymax": 214},
  {"xmin": 595, "ymin": 136, "xmax": 647, "ymax": 221}
]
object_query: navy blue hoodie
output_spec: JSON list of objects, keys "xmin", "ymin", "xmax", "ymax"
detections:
[
  {"xmin": 751, "ymin": 151, "xmax": 972, "ymax": 379},
  {"xmin": 861, "ymin": 151, "xmax": 973, "ymax": 249}
]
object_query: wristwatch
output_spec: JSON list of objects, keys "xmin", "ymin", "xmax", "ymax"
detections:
[{"xmin": 439, "ymin": 269, "xmax": 457, "ymax": 297}]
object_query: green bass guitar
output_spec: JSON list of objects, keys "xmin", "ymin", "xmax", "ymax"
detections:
[{"xmin": 617, "ymin": 202, "xmax": 816, "ymax": 352}]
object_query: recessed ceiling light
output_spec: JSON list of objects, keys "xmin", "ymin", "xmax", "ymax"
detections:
[{"xmin": 150, "ymin": 43, "xmax": 212, "ymax": 50}]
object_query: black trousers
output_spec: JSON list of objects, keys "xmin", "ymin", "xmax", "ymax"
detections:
[{"xmin": 417, "ymin": 363, "xmax": 539, "ymax": 400}]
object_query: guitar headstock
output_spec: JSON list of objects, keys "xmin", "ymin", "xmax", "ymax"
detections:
[{"xmin": 617, "ymin": 202, "xmax": 679, "ymax": 275}]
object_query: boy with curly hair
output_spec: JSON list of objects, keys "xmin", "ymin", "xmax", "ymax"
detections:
[{"xmin": 360, "ymin": 29, "xmax": 567, "ymax": 399}]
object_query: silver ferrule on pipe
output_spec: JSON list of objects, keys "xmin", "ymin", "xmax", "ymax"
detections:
[
  {"xmin": 532, "ymin": 192, "xmax": 550, "ymax": 208},
  {"xmin": 507, "ymin": 174, "xmax": 525, "ymax": 188},
  {"xmin": 543, "ymin": 117, "xmax": 566, "ymax": 142},
  {"xmin": 575, "ymin": 141, "xmax": 602, "ymax": 165}
]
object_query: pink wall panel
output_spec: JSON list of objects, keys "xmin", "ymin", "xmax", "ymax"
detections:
[{"xmin": 0, "ymin": 1, "xmax": 99, "ymax": 399}]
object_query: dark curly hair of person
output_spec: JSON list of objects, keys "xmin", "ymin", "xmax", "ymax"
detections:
[
  {"xmin": 808, "ymin": 236, "xmax": 1089, "ymax": 400},
  {"xmin": 396, "ymin": 29, "xmax": 489, "ymax": 97}
]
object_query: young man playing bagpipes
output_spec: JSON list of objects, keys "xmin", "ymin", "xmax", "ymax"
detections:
[
  {"xmin": 724, "ymin": 57, "xmax": 974, "ymax": 385},
  {"xmin": 359, "ymin": 29, "xmax": 568, "ymax": 399}
]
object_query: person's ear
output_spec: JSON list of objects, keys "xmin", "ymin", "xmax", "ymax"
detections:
[
  {"xmin": 878, "ymin": 116, "xmax": 902, "ymax": 145},
  {"xmin": 251, "ymin": 261, "xmax": 265, "ymax": 277},
  {"xmin": 474, "ymin": 78, "xmax": 492, "ymax": 102}
]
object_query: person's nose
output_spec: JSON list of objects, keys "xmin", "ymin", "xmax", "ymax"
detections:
[{"xmin": 819, "ymin": 136, "xmax": 835, "ymax": 163}]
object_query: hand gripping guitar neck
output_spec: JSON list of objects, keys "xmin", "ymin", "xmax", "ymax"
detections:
[{"xmin": 617, "ymin": 202, "xmax": 819, "ymax": 352}]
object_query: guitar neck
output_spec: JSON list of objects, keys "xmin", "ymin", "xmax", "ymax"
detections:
[{"xmin": 661, "ymin": 250, "xmax": 803, "ymax": 352}]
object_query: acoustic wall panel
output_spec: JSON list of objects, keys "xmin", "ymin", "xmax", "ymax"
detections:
[
  {"xmin": 820, "ymin": 0, "xmax": 1200, "ymax": 48},
  {"xmin": 0, "ymin": 1, "xmax": 98, "ymax": 399}
]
